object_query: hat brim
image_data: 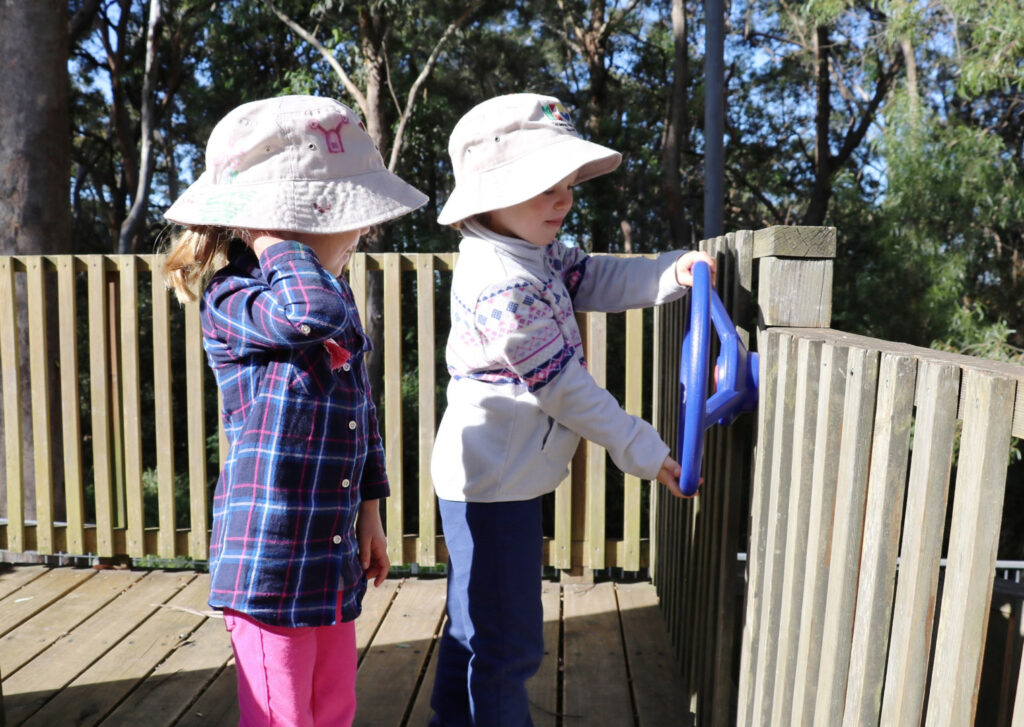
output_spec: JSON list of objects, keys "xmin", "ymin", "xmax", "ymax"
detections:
[
  {"xmin": 164, "ymin": 168, "xmax": 428, "ymax": 233},
  {"xmin": 437, "ymin": 136, "xmax": 621, "ymax": 226}
]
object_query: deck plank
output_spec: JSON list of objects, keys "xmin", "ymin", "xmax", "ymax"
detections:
[
  {"xmin": 173, "ymin": 658, "xmax": 239, "ymax": 727},
  {"xmin": 0, "ymin": 569, "xmax": 683, "ymax": 726},
  {"xmin": 405, "ymin": 615, "xmax": 442, "ymax": 726},
  {"xmin": 529, "ymin": 581, "xmax": 562, "ymax": 727},
  {"xmin": 356, "ymin": 577, "xmax": 400, "ymax": 659},
  {"xmin": 101, "ymin": 615, "xmax": 233, "ymax": 726},
  {"xmin": 21, "ymin": 574, "xmax": 211, "ymax": 727},
  {"xmin": 2, "ymin": 570, "xmax": 196, "ymax": 726},
  {"xmin": 1, "ymin": 569, "xmax": 145, "ymax": 677},
  {"xmin": 0, "ymin": 565, "xmax": 48, "ymax": 600},
  {"xmin": 617, "ymin": 581, "xmax": 691, "ymax": 726},
  {"xmin": 0, "ymin": 567, "xmax": 96, "ymax": 638},
  {"xmin": 354, "ymin": 578, "xmax": 446, "ymax": 726},
  {"xmin": 563, "ymin": 582, "xmax": 634, "ymax": 725}
]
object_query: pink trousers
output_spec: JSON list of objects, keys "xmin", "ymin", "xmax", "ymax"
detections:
[{"xmin": 223, "ymin": 602, "xmax": 357, "ymax": 727}]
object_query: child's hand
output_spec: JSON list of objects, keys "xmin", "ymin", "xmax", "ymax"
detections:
[
  {"xmin": 674, "ymin": 251, "xmax": 716, "ymax": 288},
  {"xmin": 657, "ymin": 455, "xmax": 699, "ymax": 499},
  {"xmin": 357, "ymin": 500, "xmax": 390, "ymax": 586}
]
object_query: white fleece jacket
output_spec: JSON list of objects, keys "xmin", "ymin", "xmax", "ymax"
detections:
[{"xmin": 431, "ymin": 221, "xmax": 689, "ymax": 502}]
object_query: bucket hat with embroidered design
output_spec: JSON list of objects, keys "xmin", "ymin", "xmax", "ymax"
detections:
[
  {"xmin": 164, "ymin": 95, "xmax": 428, "ymax": 233},
  {"xmin": 436, "ymin": 92, "xmax": 621, "ymax": 226}
]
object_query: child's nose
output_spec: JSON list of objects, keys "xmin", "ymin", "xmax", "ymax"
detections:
[{"xmin": 555, "ymin": 189, "xmax": 573, "ymax": 210}]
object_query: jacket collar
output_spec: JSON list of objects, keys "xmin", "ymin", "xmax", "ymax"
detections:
[{"xmin": 460, "ymin": 218, "xmax": 549, "ymax": 266}]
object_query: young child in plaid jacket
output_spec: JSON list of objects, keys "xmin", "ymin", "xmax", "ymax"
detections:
[{"xmin": 162, "ymin": 94, "xmax": 427, "ymax": 727}]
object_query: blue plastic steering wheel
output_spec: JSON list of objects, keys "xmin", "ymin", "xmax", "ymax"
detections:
[{"xmin": 677, "ymin": 260, "xmax": 759, "ymax": 496}]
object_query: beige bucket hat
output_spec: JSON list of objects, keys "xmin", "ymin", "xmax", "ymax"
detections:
[
  {"xmin": 164, "ymin": 95, "xmax": 428, "ymax": 233},
  {"xmin": 436, "ymin": 93, "xmax": 622, "ymax": 226}
]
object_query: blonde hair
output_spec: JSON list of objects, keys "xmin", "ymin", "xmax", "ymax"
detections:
[{"xmin": 161, "ymin": 225, "xmax": 237, "ymax": 303}]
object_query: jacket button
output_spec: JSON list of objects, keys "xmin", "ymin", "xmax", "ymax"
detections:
[
  {"xmin": 348, "ymin": 420, "xmax": 357, "ymax": 430},
  {"xmin": 332, "ymin": 534, "xmax": 342, "ymax": 544},
  {"xmin": 342, "ymin": 478, "xmax": 351, "ymax": 488},
  {"xmin": 342, "ymin": 363, "xmax": 351, "ymax": 371},
  {"xmin": 300, "ymin": 324, "xmax": 311, "ymax": 335}
]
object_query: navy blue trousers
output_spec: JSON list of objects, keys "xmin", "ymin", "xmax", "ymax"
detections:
[{"xmin": 429, "ymin": 497, "xmax": 544, "ymax": 727}]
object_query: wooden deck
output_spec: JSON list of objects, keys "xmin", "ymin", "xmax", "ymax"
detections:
[{"xmin": 0, "ymin": 564, "xmax": 689, "ymax": 726}]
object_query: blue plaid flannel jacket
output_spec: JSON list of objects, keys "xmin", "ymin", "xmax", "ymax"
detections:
[{"xmin": 201, "ymin": 239, "xmax": 388, "ymax": 627}]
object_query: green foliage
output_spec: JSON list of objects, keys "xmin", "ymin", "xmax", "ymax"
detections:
[
  {"xmin": 53, "ymin": 0, "xmax": 1024, "ymax": 556},
  {"xmin": 947, "ymin": 0, "xmax": 1024, "ymax": 94}
]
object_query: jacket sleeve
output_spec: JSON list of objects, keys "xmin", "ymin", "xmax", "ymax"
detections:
[
  {"xmin": 560, "ymin": 246, "xmax": 689, "ymax": 313},
  {"xmin": 203, "ymin": 241, "xmax": 355, "ymax": 356}
]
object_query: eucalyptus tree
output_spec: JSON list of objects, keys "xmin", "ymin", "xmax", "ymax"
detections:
[
  {"xmin": 859, "ymin": 0, "xmax": 1024, "ymax": 357},
  {"xmin": 0, "ymin": 0, "xmax": 74, "ymax": 521}
]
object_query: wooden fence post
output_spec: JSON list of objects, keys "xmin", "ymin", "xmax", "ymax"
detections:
[
  {"xmin": 737, "ymin": 226, "xmax": 836, "ymax": 725},
  {"xmin": 754, "ymin": 226, "xmax": 836, "ymax": 329}
]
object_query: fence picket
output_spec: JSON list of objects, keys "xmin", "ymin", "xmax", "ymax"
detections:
[
  {"xmin": 736, "ymin": 329, "xmax": 780, "ymax": 727},
  {"xmin": 415, "ymin": 254, "xmax": 437, "ymax": 567},
  {"xmin": 150, "ymin": 258, "xmax": 176, "ymax": 558},
  {"xmin": 86, "ymin": 256, "xmax": 115, "ymax": 557},
  {"xmin": 749, "ymin": 332, "xmax": 799, "ymax": 727},
  {"xmin": 880, "ymin": 359, "xmax": 960, "ymax": 727},
  {"xmin": 815, "ymin": 345, "xmax": 880, "ymax": 725},
  {"xmin": 26, "ymin": 257, "xmax": 54, "ymax": 553},
  {"xmin": 118, "ymin": 256, "xmax": 145, "ymax": 557},
  {"xmin": 790, "ymin": 342, "xmax": 849, "ymax": 725},
  {"xmin": 925, "ymin": 368, "xmax": 1015, "ymax": 727},
  {"xmin": 843, "ymin": 351, "xmax": 917, "ymax": 725},
  {"xmin": 0, "ymin": 258, "xmax": 25, "ymax": 553},
  {"xmin": 57, "ymin": 257, "xmax": 85, "ymax": 554},
  {"xmin": 770, "ymin": 336, "xmax": 824, "ymax": 726}
]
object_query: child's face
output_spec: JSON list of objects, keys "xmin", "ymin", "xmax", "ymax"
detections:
[
  {"xmin": 482, "ymin": 172, "xmax": 576, "ymax": 246},
  {"xmin": 292, "ymin": 227, "xmax": 368, "ymax": 275}
]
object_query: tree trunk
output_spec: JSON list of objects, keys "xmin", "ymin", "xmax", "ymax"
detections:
[
  {"xmin": 358, "ymin": 7, "xmax": 393, "ymax": 403},
  {"xmin": 661, "ymin": 0, "xmax": 691, "ymax": 248},
  {"xmin": 118, "ymin": 0, "xmax": 162, "ymax": 254},
  {"xmin": 0, "ymin": 0, "xmax": 72, "ymax": 522},
  {"xmin": 803, "ymin": 25, "xmax": 833, "ymax": 226}
]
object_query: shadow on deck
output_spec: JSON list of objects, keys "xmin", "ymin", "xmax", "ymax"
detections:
[{"xmin": 0, "ymin": 565, "xmax": 689, "ymax": 726}]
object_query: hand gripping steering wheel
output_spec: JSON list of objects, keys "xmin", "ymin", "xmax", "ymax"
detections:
[{"xmin": 677, "ymin": 260, "xmax": 759, "ymax": 496}]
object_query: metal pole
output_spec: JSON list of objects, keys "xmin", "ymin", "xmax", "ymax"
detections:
[{"xmin": 704, "ymin": 0, "xmax": 724, "ymax": 238}]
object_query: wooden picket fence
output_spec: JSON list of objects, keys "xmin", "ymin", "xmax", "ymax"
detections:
[
  {"xmin": 649, "ymin": 226, "xmax": 1024, "ymax": 725},
  {"xmin": 0, "ymin": 251, "xmax": 661, "ymax": 574},
  {"xmin": 3, "ymin": 226, "xmax": 1023, "ymax": 725}
]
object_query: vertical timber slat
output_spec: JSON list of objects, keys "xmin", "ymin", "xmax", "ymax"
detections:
[
  {"xmin": 736, "ymin": 329, "xmax": 780, "ymax": 727},
  {"xmin": 749, "ymin": 332, "xmax": 798, "ymax": 726},
  {"xmin": 383, "ymin": 254, "xmax": 403, "ymax": 566},
  {"xmin": 584, "ymin": 312, "xmax": 607, "ymax": 569},
  {"xmin": 880, "ymin": 360, "xmax": 960, "ymax": 726},
  {"xmin": 712, "ymin": 228, "xmax": 755, "ymax": 727},
  {"xmin": 151, "ymin": 257, "xmax": 177, "ymax": 558},
  {"xmin": 842, "ymin": 352, "xmax": 917, "ymax": 725},
  {"xmin": 770, "ymin": 336, "xmax": 824, "ymax": 725},
  {"xmin": 924, "ymin": 369, "xmax": 1015, "ymax": 727},
  {"xmin": 623, "ymin": 307, "xmax": 643, "ymax": 571},
  {"xmin": 0, "ymin": 258, "xmax": 25, "ymax": 552},
  {"xmin": 58, "ymin": 257, "xmax": 85, "ymax": 554},
  {"xmin": 118, "ymin": 256, "xmax": 145, "ymax": 557},
  {"xmin": 789, "ymin": 343, "xmax": 849, "ymax": 725},
  {"xmin": 416, "ymin": 255, "xmax": 437, "ymax": 566},
  {"xmin": 185, "ymin": 299, "xmax": 208, "ymax": 560},
  {"xmin": 26, "ymin": 257, "xmax": 54, "ymax": 553},
  {"xmin": 87, "ymin": 256, "xmax": 115, "ymax": 557},
  {"xmin": 814, "ymin": 345, "xmax": 880, "ymax": 725}
]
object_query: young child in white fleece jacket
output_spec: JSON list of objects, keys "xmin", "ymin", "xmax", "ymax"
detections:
[{"xmin": 429, "ymin": 92, "xmax": 714, "ymax": 726}]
